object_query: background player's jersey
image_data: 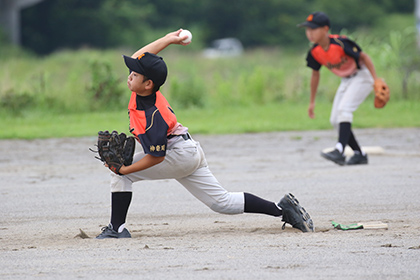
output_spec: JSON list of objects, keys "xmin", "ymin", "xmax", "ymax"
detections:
[
  {"xmin": 128, "ymin": 91, "xmax": 184, "ymax": 157},
  {"xmin": 306, "ymin": 34, "xmax": 362, "ymax": 77}
]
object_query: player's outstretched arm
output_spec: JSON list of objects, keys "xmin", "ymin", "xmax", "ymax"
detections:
[
  {"xmin": 359, "ymin": 52, "xmax": 378, "ymax": 81},
  {"xmin": 308, "ymin": 69, "xmax": 320, "ymax": 119},
  {"xmin": 131, "ymin": 29, "xmax": 190, "ymax": 58}
]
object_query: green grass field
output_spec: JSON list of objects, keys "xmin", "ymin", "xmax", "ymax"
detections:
[
  {"xmin": 1, "ymin": 16, "xmax": 419, "ymax": 139},
  {"xmin": 0, "ymin": 100, "xmax": 417, "ymax": 139}
]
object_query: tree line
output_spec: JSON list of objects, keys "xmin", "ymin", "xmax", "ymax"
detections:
[{"xmin": 18, "ymin": 0, "xmax": 415, "ymax": 54}]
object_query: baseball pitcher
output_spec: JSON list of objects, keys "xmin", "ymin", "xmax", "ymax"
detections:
[{"xmin": 93, "ymin": 29, "xmax": 314, "ymax": 239}]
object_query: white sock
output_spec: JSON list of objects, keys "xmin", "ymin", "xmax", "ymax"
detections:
[
  {"xmin": 335, "ymin": 143, "xmax": 343, "ymax": 153},
  {"xmin": 118, "ymin": 223, "xmax": 126, "ymax": 233}
]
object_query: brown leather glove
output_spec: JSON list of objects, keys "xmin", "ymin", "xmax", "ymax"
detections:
[{"xmin": 373, "ymin": 78, "xmax": 390, "ymax": 109}]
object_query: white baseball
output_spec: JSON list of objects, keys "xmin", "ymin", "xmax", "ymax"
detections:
[{"xmin": 179, "ymin": 29, "xmax": 192, "ymax": 43}]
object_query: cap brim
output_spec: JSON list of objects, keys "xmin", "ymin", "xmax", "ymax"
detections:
[
  {"xmin": 123, "ymin": 55, "xmax": 145, "ymax": 75},
  {"xmin": 297, "ymin": 22, "xmax": 322, "ymax": 28}
]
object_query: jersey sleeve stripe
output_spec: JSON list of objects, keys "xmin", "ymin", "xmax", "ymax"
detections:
[{"xmin": 145, "ymin": 109, "xmax": 159, "ymax": 132}]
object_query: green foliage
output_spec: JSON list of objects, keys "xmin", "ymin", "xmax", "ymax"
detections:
[
  {"xmin": 347, "ymin": 23, "xmax": 420, "ymax": 101},
  {"xmin": 19, "ymin": 0, "xmax": 415, "ymax": 54},
  {"xmin": 168, "ymin": 76, "xmax": 206, "ymax": 109},
  {"xmin": 21, "ymin": 0, "xmax": 155, "ymax": 53},
  {"xmin": 2, "ymin": 24, "xmax": 420, "ymax": 116},
  {"xmin": 0, "ymin": 29, "xmax": 31, "ymax": 60},
  {"xmin": 385, "ymin": 28, "xmax": 420, "ymax": 99},
  {"xmin": 86, "ymin": 60, "xmax": 126, "ymax": 111},
  {"xmin": 0, "ymin": 89, "xmax": 34, "ymax": 116},
  {"xmin": 316, "ymin": 0, "xmax": 386, "ymax": 31}
]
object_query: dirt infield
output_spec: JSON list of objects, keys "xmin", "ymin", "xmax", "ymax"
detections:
[{"xmin": 1, "ymin": 128, "xmax": 419, "ymax": 279}]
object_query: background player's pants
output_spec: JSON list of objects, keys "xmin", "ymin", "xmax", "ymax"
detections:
[
  {"xmin": 110, "ymin": 136, "xmax": 245, "ymax": 215},
  {"xmin": 330, "ymin": 65, "xmax": 374, "ymax": 129}
]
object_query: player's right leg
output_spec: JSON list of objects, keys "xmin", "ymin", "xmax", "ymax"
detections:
[
  {"xmin": 96, "ymin": 136, "xmax": 204, "ymax": 238},
  {"xmin": 323, "ymin": 81, "xmax": 347, "ymax": 165},
  {"xmin": 96, "ymin": 174, "xmax": 133, "ymax": 239}
]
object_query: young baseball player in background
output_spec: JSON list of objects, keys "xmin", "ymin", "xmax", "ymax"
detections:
[
  {"xmin": 298, "ymin": 12, "xmax": 386, "ymax": 166},
  {"xmin": 95, "ymin": 29, "xmax": 314, "ymax": 239}
]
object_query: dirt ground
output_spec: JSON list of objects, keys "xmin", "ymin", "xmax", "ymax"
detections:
[{"xmin": 1, "ymin": 128, "xmax": 419, "ymax": 279}]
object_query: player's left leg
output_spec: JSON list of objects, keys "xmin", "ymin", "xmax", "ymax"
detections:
[
  {"xmin": 346, "ymin": 130, "xmax": 368, "ymax": 165},
  {"xmin": 244, "ymin": 193, "xmax": 282, "ymax": 216},
  {"xmin": 177, "ymin": 146, "xmax": 313, "ymax": 232},
  {"xmin": 176, "ymin": 163, "xmax": 245, "ymax": 214}
]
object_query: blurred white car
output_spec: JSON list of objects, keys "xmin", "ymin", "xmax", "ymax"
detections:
[{"xmin": 202, "ymin": 38, "xmax": 244, "ymax": 58}]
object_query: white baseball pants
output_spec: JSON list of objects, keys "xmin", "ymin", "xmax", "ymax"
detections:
[
  {"xmin": 330, "ymin": 65, "xmax": 374, "ymax": 129},
  {"xmin": 110, "ymin": 136, "xmax": 245, "ymax": 214}
]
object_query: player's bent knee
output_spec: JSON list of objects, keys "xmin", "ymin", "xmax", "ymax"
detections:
[{"xmin": 110, "ymin": 173, "xmax": 133, "ymax": 192}]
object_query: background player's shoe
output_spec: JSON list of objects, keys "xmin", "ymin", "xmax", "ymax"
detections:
[
  {"xmin": 278, "ymin": 193, "xmax": 314, "ymax": 232},
  {"xmin": 321, "ymin": 149, "xmax": 345, "ymax": 165},
  {"xmin": 346, "ymin": 153, "xmax": 368, "ymax": 165},
  {"xmin": 96, "ymin": 224, "xmax": 131, "ymax": 239}
]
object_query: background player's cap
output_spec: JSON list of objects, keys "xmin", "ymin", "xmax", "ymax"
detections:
[
  {"xmin": 297, "ymin": 12, "xmax": 330, "ymax": 28},
  {"xmin": 123, "ymin": 52, "xmax": 168, "ymax": 88}
]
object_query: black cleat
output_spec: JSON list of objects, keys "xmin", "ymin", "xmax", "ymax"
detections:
[
  {"xmin": 346, "ymin": 153, "xmax": 368, "ymax": 165},
  {"xmin": 321, "ymin": 149, "xmax": 345, "ymax": 166},
  {"xmin": 278, "ymin": 193, "xmax": 314, "ymax": 232},
  {"xmin": 96, "ymin": 224, "xmax": 131, "ymax": 239}
]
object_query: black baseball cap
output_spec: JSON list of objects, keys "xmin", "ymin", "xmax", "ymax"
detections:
[
  {"xmin": 123, "ymin": 52, "xmax": 168, "ymax": 88},
  {"xmin": 297, "ymin": 12, "xmax": 330, "ymax": 28}
]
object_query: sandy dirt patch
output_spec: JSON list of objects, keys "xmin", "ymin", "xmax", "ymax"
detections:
[{"xmin": 1, "ymin": 128, "xmax": 419, "ymax": 279}]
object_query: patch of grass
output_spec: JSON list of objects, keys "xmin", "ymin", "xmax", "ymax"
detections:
[
  {"xmin": 353, "ymin": 97, "xmax": 420, "ymax": 128},
  {"xmin": 0, "ymin": 111, "xmax": 130, "ymax": 139},
  {"xmin": 0, "ymin": 100, "xmax": 417, "ymax": 139}
]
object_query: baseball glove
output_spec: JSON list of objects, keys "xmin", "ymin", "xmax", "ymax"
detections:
[
  {"xmin": 92, "ymin": 130, "xmax": 136, "ymax": 174},
  {"xmin": 374, "ymin": 78, "xmax": 390, "ymax": 109}
]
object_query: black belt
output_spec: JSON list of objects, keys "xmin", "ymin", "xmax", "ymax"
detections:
[
  {"xmin": 167, "ymin": 133, "xmax": 191, "ymax": 140},
  {"xmin": 345, "ymin": 71, "xmax": 358, "ymax": 78}
]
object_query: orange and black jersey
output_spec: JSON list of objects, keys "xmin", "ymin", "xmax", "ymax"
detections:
[
  {"xmin": 306, "ymin": 35, "xmax": 362, "ymax": 77},
  {"xmin": 128, "ymin": 91, "xmax": 178, "ymax": 157}
]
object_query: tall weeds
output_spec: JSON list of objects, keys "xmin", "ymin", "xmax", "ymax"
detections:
[{"xmin": 1, "ymin": 29, "xmax": 419, "ymax": 117}]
